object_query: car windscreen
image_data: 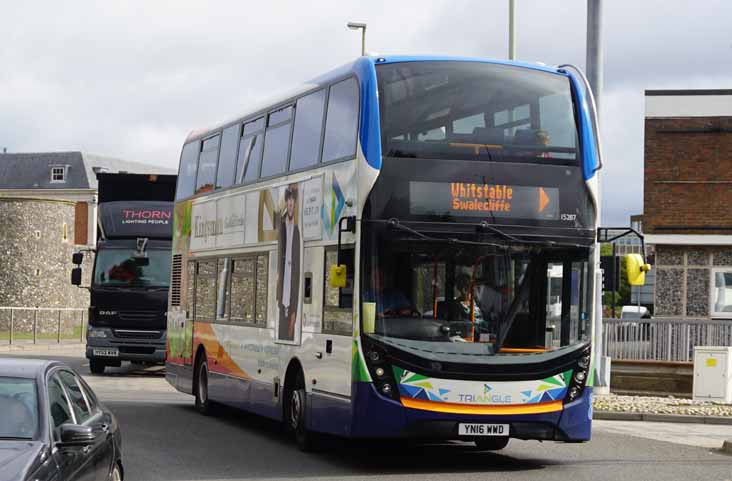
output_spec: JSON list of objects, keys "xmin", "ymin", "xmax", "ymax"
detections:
[
  {"xmin": 93, "ymin": 248, "xmax": 171, "ymax": 288},
  {"xmin": 0, "ymin": 377, "xmax": 39, "ymax": 439}
]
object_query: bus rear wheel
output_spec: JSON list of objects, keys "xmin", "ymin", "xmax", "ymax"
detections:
[
  {"xmin": 285, "ymin": 373, "xmax": 320, "ymax": 451},
  {"xmin": 194, "ymin": 354, "xmax": 214, "ymax": 415},
  {"xmin": 89, "ymin": 359, "xmax": 106, "ymax": 375},
  {"xmin": 474, "ymin": 437, "xmax": 510, "ymax": 451}
]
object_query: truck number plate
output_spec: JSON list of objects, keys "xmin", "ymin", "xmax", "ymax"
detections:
[
  {"xmin": 92, "ymin": 348, "xmax": 119, "ymax": 357},
  {"xmin": 458, "ymin": 423, "xmax": 509, "ymax": 436}
]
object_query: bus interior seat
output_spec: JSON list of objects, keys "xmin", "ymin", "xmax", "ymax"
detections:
[
  {"xmin": 471, "ymin": 127, "xmax": 504, "ymax": 145},
  {"xmin": 513, "ymin": 128, "xmax": 539, "ymax": 146},
  {"xmin": 448, "ymin": 127, "xmax": 504, "ymax": 145}
]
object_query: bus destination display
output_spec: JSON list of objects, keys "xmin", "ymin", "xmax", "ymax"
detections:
[{"xmin": 409, "ymin": 181, "xmax": 560, "ymax": 220}]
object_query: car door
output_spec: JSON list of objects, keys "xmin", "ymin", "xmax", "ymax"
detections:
[
  {"xmin": 56, "ymin": 370, "xmax": 115, "ymax": 481},
  {"xmin": 48, "ymin": 373, "xmax": 96, "ymax": 481}
]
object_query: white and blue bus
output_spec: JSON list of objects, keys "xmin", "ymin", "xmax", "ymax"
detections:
[{"xmin": 166, "ymin": 56, "xmax": 600, "ymax": 451}]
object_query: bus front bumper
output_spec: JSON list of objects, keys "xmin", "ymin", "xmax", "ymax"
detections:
[{"xmin": 349, "ymin": 382, "xmax": 593, "ymax": 442}]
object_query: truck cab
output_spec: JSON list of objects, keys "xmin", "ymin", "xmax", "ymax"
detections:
[{"xmin": 72, "ymin": 173, "xmax": 176, "ymax": 374}]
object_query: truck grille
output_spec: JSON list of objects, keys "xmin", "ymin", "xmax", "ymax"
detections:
[
  {"xmin": 113, "ymin": 329, "xmax": 162, "ymax": 339},
  {"xmin": 118, "ymin": 310, "xmax": 159, "ymax": 322}
]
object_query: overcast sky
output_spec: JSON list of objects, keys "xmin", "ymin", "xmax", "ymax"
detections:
[{"xmin": 2, "ymin": 0, "xmax": 731, "ymax": 224}]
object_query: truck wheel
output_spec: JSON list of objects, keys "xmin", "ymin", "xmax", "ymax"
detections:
[
  {"xmin": 90, "ymin": 359, "xmax": 106, "ymax": 375},
  {"xmin": 474, "ymin": 437, "xmax": 509, "ymax": 451}
]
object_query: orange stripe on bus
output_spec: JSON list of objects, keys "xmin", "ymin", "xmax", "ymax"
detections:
[{"xmin": 400, "ymin": 397, "xmax": 563, "ymax": 415}]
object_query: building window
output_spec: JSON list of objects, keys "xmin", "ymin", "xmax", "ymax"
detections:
[
  {"xmin": 50, "ymin": 166, "xmax": 66, "ymax": 183},
  {"xmin": 711, "ymin": 268, "xmax": 732, "ymax": 318}
]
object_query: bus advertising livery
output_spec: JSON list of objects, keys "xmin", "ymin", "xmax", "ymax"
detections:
[{"xmin": 166, "ymin": 56, "xmax": 601, "ymax": 451}]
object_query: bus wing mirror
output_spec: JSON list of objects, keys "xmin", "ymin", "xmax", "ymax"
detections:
[
  {"xmin": 329, "ymin": 265, "xmax": 347, "ymax": 289},
  {"xmin": 626, "ymin": 253, "xmax": 650, "ymax": 286},
  {"xmin": 71, "ymin": 267, "xmax": 83, "ymax": 286},
  {"xmin": 72, "ymin": 252, "xmax": 84, "ymax": 265}
]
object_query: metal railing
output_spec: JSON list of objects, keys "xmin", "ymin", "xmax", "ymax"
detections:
[
  {"xmin": 0, "ymin": 307, "xmax": 87, "ymax": 345},
  {"xmin": 603, "ymin": 317, "xmax": 732, "ymax": 362}
]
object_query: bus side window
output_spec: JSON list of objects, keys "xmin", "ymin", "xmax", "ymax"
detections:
[
  {"xmin": 289, "ymin": 89, "xmax": 326, "ymax": 171},
  {"xmin": 195, "ymin": 135, "xmax": 220, "ymax": 194},
  {"xmin": 229, "ymin": 253, "xmax": 268, "ymax": 326},
  {"xmin": 176, "ymin": 142, "xmax": 200, "ymax": 200},
  {"xmin": 216, "ymin": 124, "xmax": 240, "ymax": 189},
  {"xmin": 323, "ymin": 246, "xmax": 354, "ymax": 335},
  {"xmin": 261, "ymin": 106, "xmax": 293, "ymax": 178},
  {"xmin": 186, "ymin": 261, "xmax": 196, "ymax": 319},
  {"xmin": 230, "ymin": 257, "xmax": 256, "ymax": 324},
  {"xmin": 236, "ymin": 118, "xmax": 265, "ymax": 184},
  {"xmin": 322, "ymin": 77, "xmax": 359, "ymax": 163},
  {"xmin": 216, "ymin": 258, "xmax": 231, "ymax": 321},
  {"xmin": 195, "ymin": 260, "xmax": 217, "ymax": 323}
]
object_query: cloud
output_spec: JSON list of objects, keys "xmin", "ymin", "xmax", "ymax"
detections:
[{"xmin": 1, "ymin": 0, "xmax": 731, "ymax": 225}]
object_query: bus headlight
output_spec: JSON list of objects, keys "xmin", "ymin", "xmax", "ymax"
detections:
[
  {"xmin": 361, "ymin": 339, "xmax": 401, "ymax": 401},
  {"xmin": 565, "ymin": 345, "xmax": 591, "ymax": 404}
]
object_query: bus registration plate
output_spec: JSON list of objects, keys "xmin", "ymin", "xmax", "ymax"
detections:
[
  {"xmin": 458, "ymin": 423, "xmax": 509, "ymax": 436},
  {"xmin": 93, "ymin": 348, "xmax": 119, "ymax": 357}
]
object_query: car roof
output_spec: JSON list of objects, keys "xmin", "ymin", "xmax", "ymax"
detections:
[{"xmin": 0, "ymin": 358, "xmax": 64, "ymax": 379}]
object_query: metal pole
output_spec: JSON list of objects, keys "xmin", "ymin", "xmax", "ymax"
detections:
[
  {"xmin": 57, "ymin": 309, "xmax": 62, "ymax": 343},
  {"xmin": 33, "ymin": 310, "xmax": 37, "ymax": 344},
  {"xmin": 611, "ymin": 243, "xmax": 616, "ymax": 318},
  {"xmin": 9, "ymin": 309, "xmax": 13, "ymax": 345},
  {"xmin": 508, "ymin": 0, "xmax": 516, "ymax": 60},
  {"xmin": 361, "ymin": 27, "xmax": 366, "ymax": 56},
  {"xmin": 586, "ymin": 0, "xmax": 603, "ymax": 113}
]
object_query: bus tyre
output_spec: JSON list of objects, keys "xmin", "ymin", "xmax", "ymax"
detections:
[
  {"xmin": 194, "ymin": 355, "xmax": 213, "ymax": 415},
  {"xmin": 89, "ymin": 359, "xmax": 106, "ymax": 375},
  {"xmin": 474, "ymin": 437, "xmax": 510, "ymax": 451},
  {"xmin": 286, "ymin": 375, "xmax": 319, "ymax": 452}
]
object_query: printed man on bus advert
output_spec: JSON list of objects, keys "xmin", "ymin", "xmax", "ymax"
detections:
[{"xmin": 277, "ymin": 183, "xmax": 301, "ymax": 341}]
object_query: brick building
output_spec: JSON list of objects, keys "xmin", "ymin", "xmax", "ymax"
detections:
[{"xmin": 644, "ymin": 90, "xmax": 732, "ymax": 318}]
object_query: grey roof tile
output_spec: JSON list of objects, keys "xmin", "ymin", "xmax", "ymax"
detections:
[{"xmin": 0, "ymin": 152, "xmax": 176, "ymax": 190}]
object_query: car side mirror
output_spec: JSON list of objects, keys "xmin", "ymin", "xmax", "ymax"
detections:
[
  {"xmin": 329, "ymin": 264, "xmax": 347, "ymax": 289},
  {"xmin": 58, "ymin": 424, "xmax": 96, "ymax": 447},
  {"xmin": 71, "ymin": 267, "xmax": 83, "ymax": 286},
  {"xmin": 72, "ymin": 252, "xmax": 84, "ymax": 265}
]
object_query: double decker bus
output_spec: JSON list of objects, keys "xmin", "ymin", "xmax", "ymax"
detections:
[{"xmin": 166, "ymin": 56, "xmax": 600, "ymax": 451}]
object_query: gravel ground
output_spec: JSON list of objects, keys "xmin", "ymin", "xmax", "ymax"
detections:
[{"xmin": 594, "ymin": 393, "xmax": 732, "ymax": 416}]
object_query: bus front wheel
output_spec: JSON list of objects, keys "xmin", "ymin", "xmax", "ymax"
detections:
[
  {"xmin": 285, "ymin": 373, "xmax": 320, "ymax": 451},
  {"xmin": 474, "ymin": 437, "xmax": 509, "ymax": 451}
]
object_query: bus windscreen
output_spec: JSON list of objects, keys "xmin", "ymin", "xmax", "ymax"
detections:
[{"xmin": 377, "ymin": 61, "xmax": 579, "ymax": 164}]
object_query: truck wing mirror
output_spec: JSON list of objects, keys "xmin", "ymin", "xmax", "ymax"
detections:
[
  {"xmin": 626, "ymin": 253, "xmax": 651, "ymax": 286},
  {"xmin": 71, "ymin": 267, "xmax": 83, "ymax": 286},
  {"xmin": 72, "ymin": 252, "xmax": 84, "ymax": 265},
  {"xmin": 329, "ymin": 265, "xmax": 347, "ymax": 289}
]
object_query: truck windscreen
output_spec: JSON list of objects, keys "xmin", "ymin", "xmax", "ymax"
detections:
[{"xmin": 93, "ymin": 249, "xmax": 171, "ymax": 288}]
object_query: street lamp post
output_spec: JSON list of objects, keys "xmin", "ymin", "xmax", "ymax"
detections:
[{"xmin": 347, "ymin": 22, "xmax": 367, "ymax": 56}]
